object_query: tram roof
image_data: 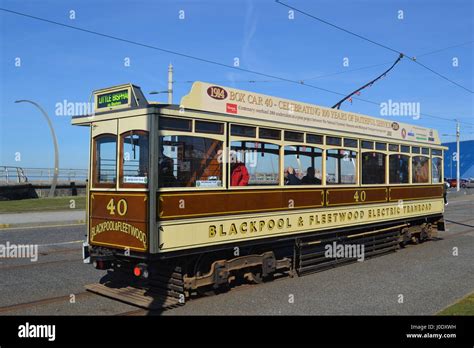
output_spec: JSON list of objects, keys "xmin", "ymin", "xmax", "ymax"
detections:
[{"xmin": 72, "ymin": 81, "xmax": 442, "ymax": 146}]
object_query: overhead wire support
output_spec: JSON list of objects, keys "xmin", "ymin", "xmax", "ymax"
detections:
[
  {"xmin": 332, "ymin": 53, "xmax": 404, "ymax": 109},
  {"xmin": 1, "ymin": 7, "xmax": 473, "ymax": 127},
  {"xmin": 275, "ymin": 0, "xmax": 473, "ymax": 94}
]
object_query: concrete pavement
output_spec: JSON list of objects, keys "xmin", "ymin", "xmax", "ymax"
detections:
[{"xmin": 0, "ymin": 210, "xmax": 85, "ymax": 229}]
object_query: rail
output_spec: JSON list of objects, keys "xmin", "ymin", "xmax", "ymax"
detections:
[{"xmin": 0, "ymin": 166, "xmax": 88, "ymax": 185}]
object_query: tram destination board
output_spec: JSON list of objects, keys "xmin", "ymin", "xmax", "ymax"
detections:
[{"xmin": 96, "ymin": 89, "xmax": 130, "ymax": 109}]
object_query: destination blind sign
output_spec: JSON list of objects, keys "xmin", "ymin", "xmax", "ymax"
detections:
[{"xmin": 97, "ymin": 89, "xmax": 130, "ymax": 109}]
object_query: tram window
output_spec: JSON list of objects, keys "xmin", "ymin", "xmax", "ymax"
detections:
[
  {"xmin": 285, "ymin": 131, "xmax": 304, "ymax": 143},
  {"xmin": 195, "ymin": 120, "xmax": 224, "ymax": 135},
  {"xmin": 389, "ymin": 144, "xmax": 399, "ymax": 152},
  {"xmin": 231, "ymin": 124, "xmax": 256, "ymax": 138},
  {"xmin": 389, "ymin": 154, "xmax": 409, "ymax": 184},
  {"xmin": 412, "ymin": 156, "xmax": 430, "ymax": 183},
  {"xmin": 259, "ymin": 128, "xmax": 281, "ymax": 140},
  {"xmin": 159, "ymin": 136, "xmax": 223, "ymax": 188},
  {"xmin": 326, "ymin": 136, "xmax": 342, "ymax": 146},
  {"xmin": 421, "ymin": 147, "xmax": 430, "ymax": 155},
  {"xmin": 93, "ymin": 134, "xmax": 117, "ymax": 186},
  {"xmin": 400, "ymin": 145, "xmax": 410, "ymax": 153},
  {"xmin": 326, "ymin": 149, "xmax": 357, "ymax": 184},
  {"xmin": 412, "ymin": 146, "xmax": 420, "ymax": 154},
  {"xmin": 432, "ymin": 157, "xmax": 443, "ymax": 183},
  {"xmin": 306, "ymin": 133, "xmax": 323, "ymax": 145},
  {"xmin": 361, "ymin": 141, "xmax": 374, "ymax": 149},
  {"xmin": 376, "ymin": 142, "xmax": 387, "ymax": 151},
  {"xmin": 230, "ymin": 141, "xmax": 280, "ymax": 186},
  {"xmin": 362, "ymin": 152, "xmax": 386, "ymax": 184},
  {"xmin": 159, "ymin": 117, "xmax": 192, "ymax": 132},
  {"xmin": 121, "ymin": 131, "xmax": 149, "ymax": 186},
  {"xmin": 344, "ymin": 138, "xmax": 358, "ymax": 148},
  {"xmin": 432, "ymin": 149, "xmax": 442, "ymax": 156},
  {"xmin": 284, "ymin": 146, "xmax": 322, "ymax": 185}
]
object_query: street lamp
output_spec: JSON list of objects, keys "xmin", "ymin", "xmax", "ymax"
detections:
[
  {"xmin": 442, "ymin": 121, "xmax": 461, "ymax": 192},
  {"xmin": 14, "ymin": 100, "xmax": 59, "ymax": 198},
  {"xmin": 149, "ymin": 63, "xmax": 174, "ymax": 104}
]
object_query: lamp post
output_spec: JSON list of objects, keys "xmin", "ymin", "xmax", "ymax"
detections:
[
  {"xmin": 443, "ymin": 121, "xmax": 461, "ymax": 192},
  {"xmin": 150, "ymin": 63, "xmax": 173, "ymax": 104},
  {"xmin": 15, "ymin": 100, "xmax": 59, "ymax": 198}
]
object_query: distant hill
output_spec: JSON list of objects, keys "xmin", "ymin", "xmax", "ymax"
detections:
[{"xmin": 443, "ymin": 140, "xmax": 474, "ymax": 179}]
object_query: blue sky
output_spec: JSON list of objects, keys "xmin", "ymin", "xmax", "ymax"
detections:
[{"xmin": 1, "ymin": 0, "xmax": 473, "ymax": 169}]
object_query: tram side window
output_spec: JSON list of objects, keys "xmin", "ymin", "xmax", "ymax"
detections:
[
  {"xmin": 432, "ymin": 157, "xmax": 443, "ymax": 183},
  {"xmin": 412, "ymin": 156, "xmax": 430, "ymax": 183},
  {"xmin": 284, "ymin": 146, "xmax": 322, "ymax": 185},
  {"xmin": 121, "ymin": 131, "xmax": 149, "ymax": 186},
  {"xmin": 326, "ymin": 149, "xmax": 357, "ymax": 184},
  {"xmin": 389, "ymin": 154, "xmax": 409, "ymax": 184},
  {"xmin": 94, "ymin": 135, "xmax": 117, "ymax": 186},
  {"xmin": 230, "ymin": 141, "xmax": 280, "ymax": 186},
  {"xmin": 362, "ymin": 152, "xmax": 386, "ymax": 184},
  {"xmin": 159, "ymin": 136, "xmax": 223, "ymax": 188}
]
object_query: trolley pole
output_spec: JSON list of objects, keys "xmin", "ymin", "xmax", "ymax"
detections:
[
  {"xmin": 456, "ymin": 121, "xmax": 460, "ymax": 192},
  {"xmin": 168, "ymin": 63, "xmax": 173, "ymax": 104}
]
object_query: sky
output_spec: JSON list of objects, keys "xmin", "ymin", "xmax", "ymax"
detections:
[{"xmin": 1, "ymin": 0, "xmax": 473, "ymax": 169}]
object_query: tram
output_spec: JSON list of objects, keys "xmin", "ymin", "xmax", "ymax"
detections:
[{"xmin": 72, "ymin": 82, "xmax": 446, "ymax": 307}]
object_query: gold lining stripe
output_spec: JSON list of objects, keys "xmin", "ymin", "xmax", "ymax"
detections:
[
  {"xmin": 160, "ymin": 189, "xmax": 324, "ymax": 197},
  {"xmin": 89, "ymin": 240, "xmax": 147, "ymax": 252},
  {"xmin": 160, "ymin": 203, "xmax": 324, "ymax": 219}
]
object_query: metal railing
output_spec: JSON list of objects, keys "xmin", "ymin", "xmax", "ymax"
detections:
[{"xmin": 0, "ymin": 166, "xmax": 88, "ymax": 185}]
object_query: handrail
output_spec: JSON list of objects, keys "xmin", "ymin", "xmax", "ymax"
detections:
[{"xmin": 0, "ymin": 166, "xmax": 88, "ymax": 185}]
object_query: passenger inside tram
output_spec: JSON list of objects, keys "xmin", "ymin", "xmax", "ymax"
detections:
[
  {"xmin": 284, "ymin": 166, "xmax": 301, "ymax": 185},
  {"xmin": 301, "ymin": 167, "xmax": 322, "ymax": 185},
  {"xmin": 230, "ymin": 161, "xmax": 250, "ymax": 186},
  {"xmin": 285, "ymin": 166, "xmax": 322, "ymax": 185}
]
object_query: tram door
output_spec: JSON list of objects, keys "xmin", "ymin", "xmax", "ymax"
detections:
[{"xmin": 88, "ymin": 117, "xmax": 150, "ymax": 253}]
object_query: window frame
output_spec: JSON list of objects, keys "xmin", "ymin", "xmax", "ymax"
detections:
[
  {"xmin": 157, "ymin": 125, "xmax": 227, "ymax": 192},
  {"xmin": 92, "ymin": 133, "xmax": 118, "ymax": 189},
  {"xmin": 119, "ymin": 130, "xmax": 150, "ymax": 189},
  {"xmin": 411, "ymin": 155, "xmax": 431, "ymax": 184},
  {"xmin": 388, "ymin": 153, "xmax": 411, "ymax": 185},
  {"xmin": 360, "ymin": 150, "xmax": 387, "ymax": 185},
  {"xmin": 431, "ymin": 155, "xmax": 443, "ymax": 184},
  {"xmin": 283, "ymin": 143, "xmax": 324, "ymax": 187},
  {"xmin": 325, "ymin": 146, "xmax": 359, "ymax": 186}
]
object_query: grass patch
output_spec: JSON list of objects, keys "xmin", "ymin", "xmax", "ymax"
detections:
[
  {"xmin": 0, "ymin": 196, "xmax": 86, "ymax": 213},
  {"xmin": 438, "ymin": 292, "xmax": 474, "ymax": 315}
]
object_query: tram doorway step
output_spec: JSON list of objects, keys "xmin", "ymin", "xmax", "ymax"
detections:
[
  {"xmin": 85, "ymin": 267, "xmax": 185, "ymax": 310},
  {"xmin": 295, "ymin": 226, "xmax": 402, "ymax": 276}
]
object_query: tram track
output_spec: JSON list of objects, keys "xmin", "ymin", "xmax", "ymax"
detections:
[
  {"xmin": 0, "ymin": 257, "xmax": 82, "ymax": 270},
  {"xmin": 114, "ymin": 275, "xmax": 290, "ymax": 315},
  {"xmin": 0, "ymin": 291, "xmax": 93, "ymax": 314}
]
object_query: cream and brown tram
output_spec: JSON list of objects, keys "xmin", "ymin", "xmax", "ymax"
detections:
[{"xmin": 72, "ymin": 82, "xmax": 446, "ymax": 307}]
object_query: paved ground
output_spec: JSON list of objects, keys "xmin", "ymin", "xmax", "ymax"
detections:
[
  {"xmin": 0, "ymin": 195, "xmax": 472, "ymax": 315},
  {"xmin": 0, "ymin": 210, "xmax": 85, "ymax": 227}
]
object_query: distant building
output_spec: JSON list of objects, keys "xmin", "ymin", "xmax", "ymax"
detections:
[{"xmin": 443, "ymin": 140, "xmax": 474, "ymax": 179}]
